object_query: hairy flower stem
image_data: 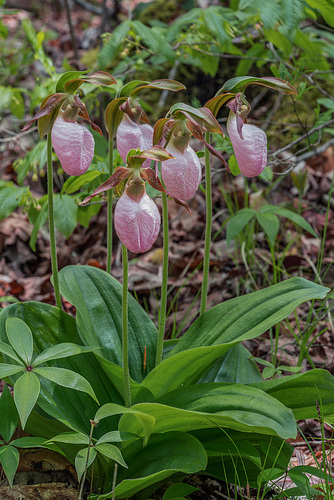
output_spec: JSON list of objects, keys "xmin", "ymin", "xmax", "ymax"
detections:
[
  {"xmin": 107, "ymin": 137, "xmax": 114, "ymax": 274},
  {"xmin": 47, "ymin": 133, "xmax": 62, "ymax": 309},
  {"xmin": 156, "ymin": 191, "xmax": 169, "ymax": 366},
  {"xmin": 200, "ymin": 133, "xmax": 212, "ymax": 315},
  {"xmin": 122, "ymin": 244, "xmax": 131, "ymax": 407}
]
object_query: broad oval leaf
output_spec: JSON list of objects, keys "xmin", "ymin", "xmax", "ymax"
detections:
[
  {"xmin": 99, "ymin": 432, "xmax": 207, "ymax": 499},
  {"xmin": 0, "ymin": 340, "xmax": 23, "ymax": 365},
  {"xmin": 169, "ymin": 278, "xmax": 329, "ymax": 355},
  {"xmin": 256, "ymin": 212, "xmax": 280, "ymax": 247},
  {"xmin": 14, "ymin": 371, "xmax": 40, "ymax": 429},
  {"xmin": 96, "ymin": 431, "xmax": 138, "ymax": 445},
  {"xmin": 226, "ymin": 208, "xmax": 256, "ymax": 245},
  {"xmin": 6, "ymin": 317, "xmax": 33, "ymax": 365},
  {"xmin": 58, "ymin": 265, "xmax": 158, "ymax": 382},
  {"xmin": 47, "ymin": 431, "xmax": 89, "ymax": 445},
  {"xmin": 0, "ymin": 364, "xmax": 24, "ymax": 378},
  {"xmin": 221, "ymin": 76, "xmax": 297, "ymax": 95},
  {"xmin": 119, "ymin": 384, "xmax": 297, "ymax": 440},
  {"xmin": 250, "ymin": 369, "xmax": 334, "ymax": 419}
]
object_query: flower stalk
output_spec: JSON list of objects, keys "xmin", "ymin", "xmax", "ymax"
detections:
[
  {"xmin": 200, "ymin": 132, "xmax": 212, "ymax": 316},
  {"xmin": 106, "ymin": 137, "xmax": 114, "ymax": 274},
  {"xmin": 122, "ymin": 244, "xmax": 131, "ymax": 407},
  {"xmin": 47, "ymin": 133, "xmax": 62, "ymax": 309},
  {"xmin": 156, "ymin": 191, "xmax": 169, "ymax": 366}
]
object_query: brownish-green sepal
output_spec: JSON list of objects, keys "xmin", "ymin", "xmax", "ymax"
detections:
[
  {"xmin": 205, "ymin": 93, "xmax": 236, "ymax": 117},
  {"xmin": 105, "ymin": 97, "xmax": 127, "ymax": 139},
  {"xmin": 22, "ymin": 93, "xmax": 66, "ymax": 135},
  {"xmin": 169, "ymin": 103, "xmax": 223, "ymax": 135},
  {"xmin": 80, "ymin": 167, "xmax": 131, "ymax": 205},
  {"xmin": 131, "ymin": 145, "xmax": 174, "ymax": 162},
  {"xmin": 140, "ymin": 168, "xmax": 166, "ymax": 193},
  {"xmin": 73, "ymin": 95, "xmax": 103, "ymax": 136},
  {"xmin": 153, "ymin": 118, "xmax": 171, "ymax": 146},
  {"xmin": 65, "ymin": 71, "xmax": 117, "ymax": 94},
  {"xmin": 221, "ymin": 76, "xmax": 297, "ymax": 95},
  {"xmin": 130, "ymin": 79, "xmax": 186, "ymax": 98}
]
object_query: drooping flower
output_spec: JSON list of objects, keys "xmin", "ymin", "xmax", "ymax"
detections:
[
  {"xmin": 51, "ymin": 110, "xmax": 95, "ymax": 176},
  {"xmin": 117, "ymin": 113, "xmax": 153, "ymax": 168},
  {"xmin": 162, "ymin": 142, "xmax": 201, "ymax": 201},
  {"xmin": 114, "ymin": 186, "xmax": 160, "ymax": 254},
  {"xmin": 227, "ymin": 93, "xmax": 267, "ymax": 178}
]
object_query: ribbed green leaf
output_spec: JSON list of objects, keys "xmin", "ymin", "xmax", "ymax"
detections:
[
  {"xmin": 120, "ymin": 384, "xmax": 297, "ymax": 439},
  {"xmin": 0, "ymin": 339, "xmax": 23, "ymax": 364},
  {"xmin": 58, "ymin": 265, "xmax": 158, "ymax": 382},
  {"xmin": 250, "ymin": 369, "xmax": 334, "ymax": 419},
  {"xmin": 0, "ymin": 364, "xmax": 24, "ymax": 378},
  {"xmin": 96, "ymin": 431, "xmax": 138, "ymax": 445},
  {"xmin": 6, "ymin": 317, "xmax": 33, "ymax": 365},
  {"xmin": 226, "ymin": 209, "xmax": 256, "ymax": 245},
  {"xmin": 169, "ymin": 278, "xmax": 329, "ymax": 355},
  {"xmin": 256, "ymin": 213, "xmax": 280, "ymax": 247},
  {"xmin": 53, "ymin": 194, "xmax": 78, "ymax": 239},
  {"xmin": 48, "ymin": 431, "xmax": 89, "ymax": 445},
  {"xmin": 14, "ymin": 371, "xmax": 40, "ymax": 429},
  {"xmin": 260, "ymin": 205, "xmax": 317, "ymax": 237},
  {"xmin": 99, "ymin": 432, "xmax": 207, "ymax": 499}
]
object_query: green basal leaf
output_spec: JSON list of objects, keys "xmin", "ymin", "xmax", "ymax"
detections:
[
  {"xmin": 0, "ymin": 384, "xmax": 18, "ymax": 443},
  {"xmin": 95, "ymin": 443, "xmax": 127, "ymax": 468},
  {"xmin": 169, "ymin": 278, "xmax": 329, "ymax": 355},
  {"xmin": 120, "ymin": 384, "xmax": 297, "ymax": 439},
  {"xmin": 14, "ymin": 371, "xmax": 40, "ymax": 429},
  {"xmin": 6, "ymin": 317, "xmax": 33, "ymax": 365},
  {"xmin": 33, "ymin": 343, "xmax": 97, "ymax": 366},
  {"xmin": 250, "ymin": 369, "xmax": 334, "ymax": 419},
  {"xmin": 259, "ymin": 205, "xmax": 317, "ymax": 237},
  {"xmin": 99, "ymin": 432, "xmax": 207, "ymax": 499},
  {"xmin": 75, "ymin": 446, "xmax": 97, "ymax": 482},
  {"xmin": 34, "ymin": 367, "xmax": 99, "ymax": 404},
  {"xmin": 163, "ymin": 483, "xmax": 198, "ymax": 500},
  {"xmin": 0, "ymin": 445, "xmax": 20, "ymax": 487},
  {"xmin": 221, "ymin": 76, "xmax": 297, "ymax": 95},
  {"xmin": 58, "ymin": 265, "xmax": 158, "ymax": 382},
  {"xmin": 53, "ymin": 194, "xmax": 78, "ymax": 239}
]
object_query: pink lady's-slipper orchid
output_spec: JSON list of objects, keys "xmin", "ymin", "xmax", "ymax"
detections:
[
  {"xmin": 114, "ymin": 177, "xmax": 160, "ymax": 254},
  {"xmin": 116, "ymin": 98, "xmax": 154, "ymax": 169},
  {"xmin": 161, "ymin": 121, "xmax": 202, "ymax": 201},
  {"xmin": 80, "ymin": 146, "xmax": 187, "ymax": 253},
  {"xmin": 51, "ymin": 109, "xmax": 95, "ymax": 176},
  {"xmin": 227, "ymin": 93, "xmax": 267, "ymax": 178}
]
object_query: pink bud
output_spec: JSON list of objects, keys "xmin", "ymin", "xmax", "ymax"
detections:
[
  {"xmin": 116, "ymin": 114, "xmax": 153, "ymax": 168},
  {"xmin": 114, "ymin": 190, "xmax": 160, "ymax": 253},
  {"xmin": 161, "ymin": 144, "xmax": 202, "ymax": 201},
  {"xmin": 51, "ymin": 112, "xmax": 95, "ymax": 176},
  {"xmin": 227, "ymin": 113, "xmax": 267, "ymax": 177}
]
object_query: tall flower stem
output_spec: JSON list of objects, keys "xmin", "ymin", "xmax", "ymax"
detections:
[
  {"xmin": 122, "ymin": 244, "xmax": 131, "ymax": 407},
  {"xmin": 107, "ymin": 136, "xmax": 114, "ymax": 274},
  {"xmin": 155, "ymin": 191, "xmax": 169, "ymax": 366},
  {"xmin": 47, "ymin": 133, "xmax": 62, "ymax": 309},
  {"xmin": 200, "ymin": 132, "xmax": 212, "ymax": 316}
]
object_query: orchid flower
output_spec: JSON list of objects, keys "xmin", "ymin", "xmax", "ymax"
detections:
[
  {"xmin": 115, "ymin": 180, "xmax": 160, "ymax": 254},
  {"xmin": 81, "ymin": 146, "xmax": 179, "ymax": 254},
  {"xmin": 51, "ymin": 110, "xmax": 95, "ymax": 176},
  {"xmin": 227, "ymin": 93, "xmax": 267, "ymax": 177}
]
